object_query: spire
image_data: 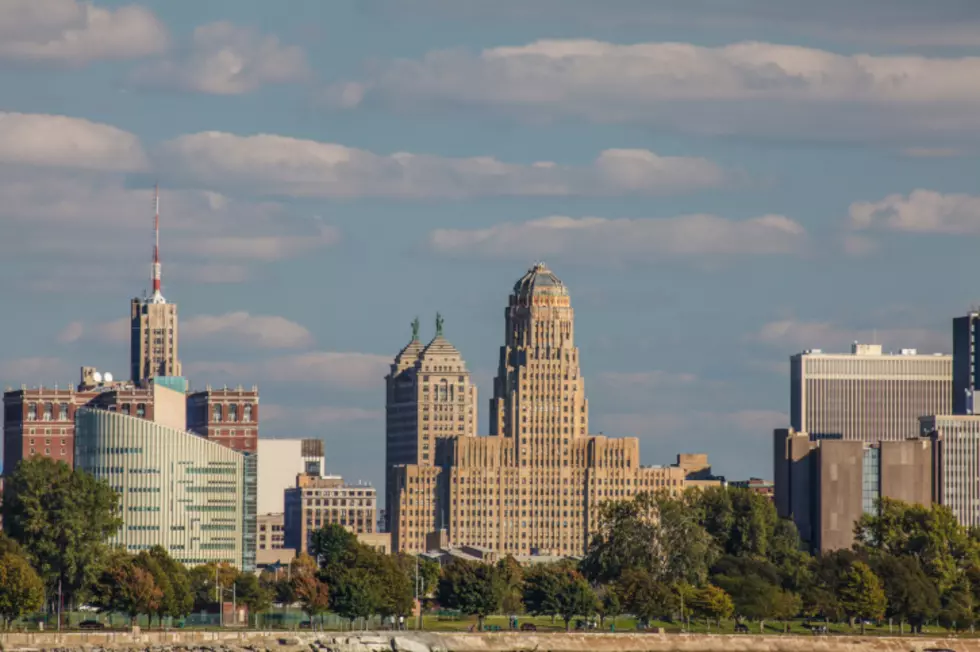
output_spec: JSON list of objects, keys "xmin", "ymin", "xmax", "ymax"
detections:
[{"xmin": 149, "ymin": 184, "xmax": 165, "ymax": 304}]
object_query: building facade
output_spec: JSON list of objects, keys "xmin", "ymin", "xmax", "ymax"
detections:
[
  {"xmin": 257, "ymin": 438, "xmax": 325, "ymax": 515},
  {"xmin": 384, "ymin": 316, "xmax": 478, "ymax": 531},
  {"xmin": 791, "ymin": 343, "xmax": 951, "ymax": 443},
  {"xmin": 774, "ymin": 428, "xmax": 934, "ymax": 552},
  {"xmin": 130, "ymin": 298, "xmax": 181, "ymax": 383},
  {"xmin": 953, "ymin": 312, "xmax": 980, "ymax": 415},
  {"xmin": 75, "ymin": 400, "xmax": 247, "ymax": 568},
  {"xmin": 388, "ymin": 263, "xmax": 718, "ymax": 555},
  {"xmin": 187, "ymin": 386, "xmax": 260, "ymax": 453},
  {"xmin": 256, "ymin": 512, "xmax": 294, "ymax": 567},
  {"xmin": 920, "ymin": 415, "xmax": 980, "ymax": 528},
  {"xmin": 284, "ymin": 474, "xmax": 377, "ymax": 553}
]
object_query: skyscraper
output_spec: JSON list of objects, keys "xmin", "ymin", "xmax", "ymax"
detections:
[
  {"xmin": 384, "ymin": 315, "xmax": 477, "ymax": 531},
  {"xmin": 790, "ymin": 343, "xmax": 951, "ymax": 443},
  {"xmin": 387, "ymin": 263, "xmax": 718, "ymax": 554},
  {"xmin": 130, "ymin": 187, "xmax": 181, "ymax": 383},
  {"xmin": 953, "ymin": 312, "xmax": 980, "ymax": 414}
]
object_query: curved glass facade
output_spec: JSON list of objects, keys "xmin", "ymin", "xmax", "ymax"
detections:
[{"xmin": 75, "ymin": 407, "xmax": 244, "ymax": 567}]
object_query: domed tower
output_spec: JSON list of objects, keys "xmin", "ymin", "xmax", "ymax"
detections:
[{"xmin": 490, "ymin": 262, "xmax": 589, "ymax": 444}]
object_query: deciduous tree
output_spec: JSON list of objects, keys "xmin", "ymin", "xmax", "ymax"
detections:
[
  {"xmin": 0, "ymin": 552, "xmax": 45, "ymax": 629},
  {"xmin": 437, "ymin": 559, "xmax": 503, "ymax": 631},
  {"xmin": 839, "ymin": 561, "xmax": 886, "ymax": 632}
]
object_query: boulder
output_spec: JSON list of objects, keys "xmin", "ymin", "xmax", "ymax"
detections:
[{"xmin": 391, "ymin": 638, "xmax": 430, "ymax": 652}]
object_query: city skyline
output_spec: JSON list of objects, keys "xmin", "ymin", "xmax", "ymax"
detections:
[{"xmin": 2, "ymin": 0, "xmax": 979, "ymax": 496}]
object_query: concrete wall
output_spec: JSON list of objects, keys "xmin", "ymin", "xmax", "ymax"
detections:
[
  {"xmin": 815, "ymin": 440, "xmax": 864, "ymax": 552},
  {"xmin": 257, "ymin": 439, "xmax": 304, "ymax": 514},
  {"xmin": 880, "ymin": 439, "xmax": 932, "ymax": 507},
  {"xmin": 152, "ymin": 384, "xmax": 187, "ymax": 431}
]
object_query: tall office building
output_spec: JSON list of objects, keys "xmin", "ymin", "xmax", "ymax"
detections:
[
  {"xmin": 953, "ymin": 312, "xmax": 980, "ymax": 414},
  {"xmin": 388, "ymin": 263, "xmax": 720, "ymax": 554},
  {"xmin": 920, "ymin": 415, "xmax": 980, "ymax": 528},
  {"xmin": 384, "ymin": 316, "xmax": 477, "ymax": 531},
  {"xmin": 284, "ymin": 474, "xmax": 377, "ymax": 553},
  {"xmin": 75, "ymin": 385, "xmax": 247, "ymax": 568},
  {"xmin": 130, "ymin": 188, "xmax": 182, "ymax": 383},
  {"xmin": 790, "ymin": 343, "xmax": 951, "ymax": 443}
]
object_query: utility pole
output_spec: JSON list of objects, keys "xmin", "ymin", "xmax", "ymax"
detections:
[
  {"xmin": 414, "ymin": 553, "xmax": 420, "ymax": 630},
  {"xmin": 57, "ymin": 578, "xmax": 63, "ymax": 631}
]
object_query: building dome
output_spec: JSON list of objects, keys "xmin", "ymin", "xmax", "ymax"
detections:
[{"xmin": 512, "ymin": 262, "xmax": 568, "ymax": 299}]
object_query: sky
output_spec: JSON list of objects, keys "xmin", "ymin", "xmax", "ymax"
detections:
[{"xmin": 1, "ymin": 0, "xmax": 979, "ymax": 498}]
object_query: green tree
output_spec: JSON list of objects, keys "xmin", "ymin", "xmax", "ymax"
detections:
[
  {"xmin": 235, "ymin": 572, "xmax": 273, "ymax": 626},
  {"xmin": 595, "ymin": 585, "xmax": 621, "ymax": 629},
  {"xmin": 309, "ymin": 524, "xmax": 359, "ymax": 568},
  {"xmin": 134, "ymin": 552, "xmax": 173, "ymax": 626},
  {"xmin": 939, "ymin": 576, "xmax": 974, "ymax": 633},
  {"xmin": 690, "ymin": 585, "xmax": 734, "ymax": 627},
  {"xmin": 103, "ymin": 559, "xmax": 164, "ymax": 626},
  {"xmin": 770, "ymin": 590, "xmax": 802, "ymax": 632},
  {"xmin": 2, "ymin": 457, "xmax": 122, "ymax": 606},
  {"xmin": 710, "ymin": 555, "xmax": 782, "ymax": 623},
  {"xmin": 839, "ymin": 561, "xmax": 886, "ymax": 632},
  {"xmin": 0, "ymin": 552, "xmax": 45, "ymax": 629},
  {"xmin": 149, "ymin": 546, "xmax": 193, "ymax": 621},
  {"xmin": 496, "ymin": 556, "xmax": 525, "ymax": 615},
  {"xmin": 871, "ymin": 554, "xmax": 939, "ymax": 633},
  {"xmin": 523, "ymin": 565, "xmax": 595, "ymax": 631},
  {"xmin": 694, "ymin": 487, "xmax": 777, "ymax": 560},
  {"xmin": 188, "ymin": 562, "xmax": 238, "ymax": 612},
  {"xmin": 617, "ymin": 569, "xmax": 677, "ymax": 625},
  {"xmin": 802, "ymin": 549, "xmax": 857, "ymax": 622},
  {"xmin": 583, "ymin": 491, "xmax": 717, "ymax": 586},
  {"xmin": 437, "ymin": 559, "xmax": 503, "ymax": 631},
  {"xmin": 330, "ymin": 568, "xmax": 380, "ymax": 628}
]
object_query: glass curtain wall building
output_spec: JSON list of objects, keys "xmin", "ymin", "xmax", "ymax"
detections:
[{"xmin": 76, "ymin": 407, "xmax": 247, "ymax": 567}]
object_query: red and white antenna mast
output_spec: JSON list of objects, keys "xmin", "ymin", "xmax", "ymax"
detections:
[{"xmin": 149, "ymin": 184, "xmax": 165, "ymax": 303}]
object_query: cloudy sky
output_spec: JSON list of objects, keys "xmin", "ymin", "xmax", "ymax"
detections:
[{"xmin": 1, "ymin": 0, "xmax": 978, "ymax": 495}]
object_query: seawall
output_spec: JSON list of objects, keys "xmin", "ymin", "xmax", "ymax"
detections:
[{"xmin": 0, "ymin": 630, "xmax": 971, "ymax": 652}]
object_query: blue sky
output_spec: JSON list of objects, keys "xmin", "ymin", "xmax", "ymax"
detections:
[{"xmin": 2, "ymin": 0, "xmax": 979, "ymax": 497}]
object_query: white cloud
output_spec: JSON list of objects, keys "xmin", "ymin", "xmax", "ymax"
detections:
[
  {"xmin": 155, "ymin": 131, "xmax": 726, "ymax": 198},
  {"xmin": 181, "ymin": 312, "xmax": 314, "ymax": 349},
  {"xmin": 754, "ymin": 319, "xmax": 948, "ymax": 354},
  {"xmin": 56, "ymin": 321, "xmax": 85, "ymax": 344},
  {"xmin": 134, "ymin": 22, "xmax": 308, "ymax": 95},
  {"xmin": 598, "ymin": 370, "xmax": 699, "ymax": 389},
  {"xmin": 187, "ymin": 351, "xmax": 391, "ymax": 390},
  {"xmin": 329, "ymin": 39, "xmax": 980, "ymax": 139},
  {"xmin": 181, "ymin": 225, "xmax": 341, "ymax": 262},
  {"xmin": 0, "ymin": 113, "xmax": 147, "ymax": 171},
  {"xmin": 429, "ymin": 213, "xmax": 804, "ymax": 260},
  {"xmin": 0, "ymin": 357, "xmax": 72, "ymax": 384},
  {"xmin": 849, "ymin": 190, "xmax": 980, "ymax": 235},
  {"xmin": 92, "ymin": 312, "xmax": 314, "ymax": 350},
  {"xmin": 0, "ymin": 0, "xmax": 168, "ymax": 64}
]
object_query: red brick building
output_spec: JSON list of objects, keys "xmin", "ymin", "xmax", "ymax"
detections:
[{"xmin": 187, "ymin": 386, "xmax": 260, "ymax": 453}]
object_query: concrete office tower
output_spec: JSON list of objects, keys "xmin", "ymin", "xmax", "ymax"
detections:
[
  {"xmin": 388, "ymin": 263, "xmax": 722, "ymax": 555},
  {"xmin": 384, "ymin": 315, "xmax": 477, "ymax": 531},
  {"xmin": 791, "ymin": 342, "xmax": 951, "ymax": 443},
  {"xmin": 920, "ymin": 415, "xmax": 980, "ymax": 527},
  {"xmin": 774, "ymin": 428, "xmax": 933, "ymax": 552},
  {"xmin": 75, "ymin": 385, "xmax": 247, "ymax": 568},
  {"xmin": 256, "ymin": 438, "xmax": 325, "ymax": 514},
  {"xmin": 131, "ymin": 188, "xmax": 181, "ymax": 383},
  {"xmin": 953, "ymin": 312, "xmax": 980, "ymax": 414}
]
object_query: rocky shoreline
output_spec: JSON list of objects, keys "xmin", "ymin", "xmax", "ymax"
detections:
[{"xmin": 0, "ymin": 631, "xmax": 974, "ymax": 652}]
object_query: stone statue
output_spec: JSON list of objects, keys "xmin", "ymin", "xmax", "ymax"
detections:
[
  {"xmin": 411, "ymin": 317, "xmax": 420, "ymax": 341},
  {"xmin": 435, "ymin": 312, "xmax": 444, "ymax": 337}
]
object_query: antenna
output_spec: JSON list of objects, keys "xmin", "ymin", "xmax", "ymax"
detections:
[{"xmin": 149, "ymin": 185, "xmax": 165, "ymax": 304}]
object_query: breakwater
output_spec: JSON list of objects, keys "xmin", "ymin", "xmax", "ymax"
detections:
[{"xmin": 0, "ymin": 631, "xmax": 971, "ymax": 652}]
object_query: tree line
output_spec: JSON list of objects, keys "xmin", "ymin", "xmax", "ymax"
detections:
[{"xmin": 6, "ymin": 456, "xmax": 980, "ymax": 634}]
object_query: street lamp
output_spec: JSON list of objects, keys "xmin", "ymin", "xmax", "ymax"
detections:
[{"xmin": 215, "ymin": 567, "xmax": 237, "ymax": 628}]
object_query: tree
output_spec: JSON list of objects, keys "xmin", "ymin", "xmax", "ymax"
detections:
[
  {"xmin": 188, "ymin": 562, "xmax": 237, "ymax": 612},
  {"xmin": 437, "ymin": 559, "xmax": 503, "ymax": 630},
  {"xmin": 149, "ymin": 546, "xmax": 193, "ymax": 621},
  {"xmin": 595, "ymin": 585, "xmax": 621, "ymax": 629},
  {"xmin": 770, "ymin": 590, "xmax": 802, "ymax": 632},
  {"xmin": 690, "ymin": 585, "xmax": 734, "ymax": 627},
  {"xmin": 583, "ymin": 491, "xmax": 717, "ymax": 587},
  {"xmin": 0, "ymin": 552, "xmax": 45, "ymax": 629},
  {"xmin": 134, "ymin": 552, "xmax": 173, "ymax": 626},
  {"xmin": 496, "ymin": 556, "xmax": 525, "ymax": 615},
  {"xmin": 839, "ymin": 561, "xmax": 886, "ymax": 633},
  {"xmin": 2, "ymin": 457, "xmax": 122, "ymax": 607},
  {"xmin": 939, "ymin": 576, "xmax": 974, "ymax": 633},
  {"xmin": 523, "ymin": 565, "xmax": 595, "ymax": 631},
  {"xmin": 101, "ymin": 559, "xmax": 164, "ymax": 626},
  {"xmin": 710, "ymin": 555, "xmax": 782, "ymax": 623},
  {"xmin": 235, "ymin": 572, "xmax": 273, "ymax": 626},
  {"xmin": 617, "ymin": 569, "xmax": 677, "ymax": 625},
  {"xmin": 694, "ymin": 487, "xmax": 777, "ymax": 560},
  {"xmin": 329, "ymin": 568, "xmax": 380, "ymax": 628},
  {"xmin": 309, "ymin": 524, "xmax": 359, "ymax": 569},
  {"xmin": 871, "ymin": 554, "xmax": 938, "ymax": 633},
  {"xmin": 291, "ymin": 573, "xmax": 330, "ymax": 629}
]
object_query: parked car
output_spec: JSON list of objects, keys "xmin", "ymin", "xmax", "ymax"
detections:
[{"xmin": 520, "ymin": 623, "xmax": 537, "ymax": 631}]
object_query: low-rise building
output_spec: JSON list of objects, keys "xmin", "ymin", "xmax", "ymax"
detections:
[
  {"xmin": 284, "ymin": 474, "xmax": 377, "ymax": 554},
  {"xmin": 256, "ymin": 512, "xmax": 295, "ymax": 567}
]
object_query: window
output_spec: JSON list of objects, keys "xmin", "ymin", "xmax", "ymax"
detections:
[
  {"xmin": 229, "ymin": 404, "xmax": 238, "ymax": 422},
  {"xmin": 59, "ymin": 403, "xmax": 68, "ymax": 421},
  {"xmin": 27, "ymin": 403, "xmax": 36, "ymax": 420},
  {"xmin": 43, "ymin": 403, "xmax": 52, "ymax": 421},
  {"xmin": 136, "ymin": 403, "xmax": 146, "ymax": 418},
  {"xmin": 244, "ymin": 405, "xmax": 252, "ymax": 421},
  {"xmin": 213, "ymin": 404, "xmax": 222, "ymax": 422}
]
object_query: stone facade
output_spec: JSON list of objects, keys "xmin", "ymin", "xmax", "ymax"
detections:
[
  {"xmin": 284, "ymin": 474, "xmax": 377, "ymax": 553},
  {"xmin": 130, "ymin": 297, "xmax": 181, "ymax": 383},
  {"xmin": 388, "ymin": 263, "xmax": 715, "ymax": 555}
]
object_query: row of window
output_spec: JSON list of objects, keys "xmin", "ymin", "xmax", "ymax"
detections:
[{"xmin": 211, "ymin": 404, "xmax": 254, "ymax": 423}]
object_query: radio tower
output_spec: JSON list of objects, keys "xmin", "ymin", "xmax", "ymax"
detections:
[{"xmin": 149, "ymin": 184, "xmax": 165, "ymax": 304}]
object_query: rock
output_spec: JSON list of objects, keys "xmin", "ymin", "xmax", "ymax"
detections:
[
  {"xmin": 391, "ymin": 638, "xmax": 429, "ymax": 652},
  {"xmin": 278, "ymin": 640, "xmax": 301, "ymax": 647}
]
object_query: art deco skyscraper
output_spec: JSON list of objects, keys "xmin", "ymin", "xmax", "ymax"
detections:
[
  {"xmin": 384, "ymin": 315, "xmax": 477, "ymax": 533},
  {"xmin": 130, "ymin": 187, "xmax": 181, "ymax": 383}
]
